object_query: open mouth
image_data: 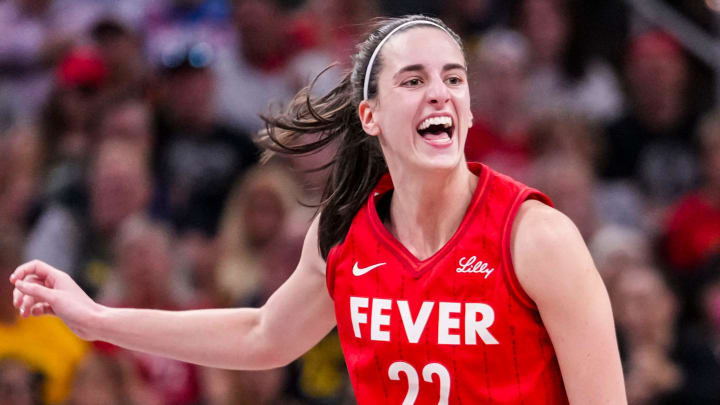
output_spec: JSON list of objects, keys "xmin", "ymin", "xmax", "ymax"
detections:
[{"xmin": 416, "ymin": 116, "xmax": 454, "ymax": 144}]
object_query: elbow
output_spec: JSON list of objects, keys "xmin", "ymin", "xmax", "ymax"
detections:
[
  {"xmin": 226, "ymin": 341, "xmax": 297, "ymax": 370},
  {"xmin": 227, "ymin": 309, "xmax": 300, "ymax": 370}
]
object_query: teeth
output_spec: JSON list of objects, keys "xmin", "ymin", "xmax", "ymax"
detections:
[{"xmin": 417, "ymin": 116, "xmax": 453, "ymax": 131}]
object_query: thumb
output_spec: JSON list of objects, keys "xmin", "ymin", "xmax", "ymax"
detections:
[{"xmin": 16, "ymin": 280, "xmax": 55, "ymax": 304}]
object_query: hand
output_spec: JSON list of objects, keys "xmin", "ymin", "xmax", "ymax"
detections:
[{"xmin": 10, "ymin": 260, "xmax": 104, "ymax": 340}]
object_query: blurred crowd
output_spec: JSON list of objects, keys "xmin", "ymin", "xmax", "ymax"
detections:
[{"xmin": 1, "ymin": 0, "xmax": 720, "ymax": 404}]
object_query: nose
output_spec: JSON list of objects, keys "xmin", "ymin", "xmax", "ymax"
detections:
[{"xmin": 426, "ymin": 76, "xmax": 450, "ymax": 105}]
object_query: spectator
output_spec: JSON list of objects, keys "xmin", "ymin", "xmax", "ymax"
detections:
[
  {"xmin": 514, "ymin": 0, "xmax": 624, "ymax": 123},
  {"xmin": 531, "ymin": 152, "xmax": 599, "ymax": 239},
  {"xmin": 589, "ymin": 224, "xmax": 652, "ymax": 300},
  {"xmin": 663, "ymin": 109, "xmax": 720, "ymax": 273},
  {"xmin": 98, "ymin": 217, "xmax": 202, "ymax": 405},
  {"xmin": 153, "ymin": 42, "xmax": 259, "ymax": 237},
  {"xmin": 0, "ymin": 125, "xmax": 42, "ymax": 232},
  {"xmin": 613, "ymin": 266, "xmax": 683, "ymax": 405},
  {"xmin": 438, "ymin": 0, "xmax": 511, "ymax": 44},
  {"xmin": 1, "ymin": 226, "xmax": 87, "ymax": 405},
  {"xmin": 0, "ymin": 0, "xmax": 101, "ymax": 125},
  {"xmin": 465, "ymin": 29, "xmax": 533, "ymax": 181},
  {"xmin": 300, "ymin": 0, "xmax": 380, "ymax": 69},
  {"xmin": 528, "ymin": 116, "xmax": 606, "ymax": 239},
  {"xmin": 0, "ymin": 358, "xmax": 40, "ymax": 405},
  {"xmin": 213, "ymin": 0, "xmax": 340, "ymax": 133},
  {"xmin": 38, "ymin": 46, "xmax": 109, "ymax": 199},
  {"xmin": 91, "ymin": 92, "xmax": 154, "ymax": 153},
  {"xmin": 200, "ymin": 367, "xmax": 299, "ymax": 405},
  {"xmin": 89, "ymin": 18, "xmax": 151, "ymax": 96},
  {"xmin": 142, "ymin": 0, "xmax": 234, "ymax": 67},
  {"xmin": 24, "ymin": 139, "xmax": 153, "ymax": 295},
  {"xmin": 215, "ymin": 164, "xmax": 306, "ymax": 307},
  {"xmin": 672, "ymin": 256, "xmax": 720, "ymax": 403},
  {"xmin": 602, "ymin": 31, "xmax": 702, "ymax": 210},
  {"xmin": 66, "ymin": 348, "xmax": 161, "ymax": 405}
]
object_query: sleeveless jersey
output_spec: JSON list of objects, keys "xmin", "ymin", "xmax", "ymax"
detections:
[{"xmin": 326, "ymin": 163, "xmax": 568, "ymax": 405}]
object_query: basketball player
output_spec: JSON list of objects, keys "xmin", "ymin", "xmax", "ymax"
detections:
[{"xmin": 10, "ymin": 15, "xmax": 626, "ymax": 404}]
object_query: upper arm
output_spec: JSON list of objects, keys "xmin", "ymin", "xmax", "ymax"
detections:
[
  {"xmin": 255, "ymin": 215, "xmax": 337, "ymax": 366},
  {"xmin": 511, "ymin": 200, "xmax": 626, "ymax": 404}
]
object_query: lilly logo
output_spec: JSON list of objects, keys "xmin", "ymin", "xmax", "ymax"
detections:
[{"xmin": 456, "ymin": 256, "xmax": 494, "ymax": 279}]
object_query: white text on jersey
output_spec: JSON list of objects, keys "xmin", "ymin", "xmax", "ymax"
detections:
[
  {"xmin": 349, "ymin": 297, "xmax": 499, "ymax": 345},
  {"xmin": 456, "ymin": 256, "xmax": 495, "ymax": 279}
]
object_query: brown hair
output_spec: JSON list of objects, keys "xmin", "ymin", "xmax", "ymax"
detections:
[{"xmin": 260, "ymin": 15, "xmax": 463, "ymax": 259}]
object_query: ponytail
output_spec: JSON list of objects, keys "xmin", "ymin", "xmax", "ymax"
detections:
[{"xmin": 260, "ymin": 71, "xmax": 386, "ymax": 260}]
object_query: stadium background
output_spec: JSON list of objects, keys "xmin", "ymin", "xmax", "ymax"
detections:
[{"xmin": 1, "ymin": 0, "xmax": 720, "ymax": 404}]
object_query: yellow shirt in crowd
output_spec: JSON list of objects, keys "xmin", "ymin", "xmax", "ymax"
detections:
[{"xmin": 0, "ymin": 315, "xmax": 88, "ymax": 404}]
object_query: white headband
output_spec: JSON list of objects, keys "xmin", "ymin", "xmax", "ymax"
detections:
[{"xmin": 362, "ymin": 20, "xmax": 452, "ymax": 100}]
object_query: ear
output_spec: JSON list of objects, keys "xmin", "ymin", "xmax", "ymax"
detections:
[
  {"xmin": 358, "ymin": 100, "xmax": 381, "ymax": 136},
  {"xmin": 469, "ymin": 111, "xmax": 474, "ymax": 128}
]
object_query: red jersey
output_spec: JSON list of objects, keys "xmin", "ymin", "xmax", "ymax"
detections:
[{"xmin": 326, "ymin": 163, "xmax": 568, "ymax": 405}]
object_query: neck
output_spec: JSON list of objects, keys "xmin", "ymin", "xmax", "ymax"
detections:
[{"xmin": 387, "ymin": 163, "xmax": 477, "ymax": 261}]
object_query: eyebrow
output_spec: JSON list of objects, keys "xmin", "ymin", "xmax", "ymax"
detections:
[{"xmin": 393, "ymin": 63, "xmax": 467, "ymax": 79}]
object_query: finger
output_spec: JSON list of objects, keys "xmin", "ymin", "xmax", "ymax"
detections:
[
  {"xmin": 20, "ymin": 295, "xmax": 37, "ymax": 318},
  {"xmin": 10, "ymin": 260, "xmax": 56, "ymax": 286},
  {"xmin": 13, "ymin": 287, "xmax": 23, "ymax": 308},
  {"xmin": 30, "ymin": 302, "xmax": 53, "ymax": 317},
  {"xmin": 15, "ymin": 280, "xmax": 55, "ymax": 305}
]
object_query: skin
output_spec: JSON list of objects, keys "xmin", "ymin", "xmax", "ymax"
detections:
[{"xmin": 9, "ymin": 26, "xmax": 626, "ymax": 403}]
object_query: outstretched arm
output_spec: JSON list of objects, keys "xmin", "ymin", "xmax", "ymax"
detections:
[
  {"xmin": 10, "ymin": 217, "xmax": 336, "ymax": 370},
  {"xmin": 512, "ymin": 200, "xmax": 627, "ymax": 404}
]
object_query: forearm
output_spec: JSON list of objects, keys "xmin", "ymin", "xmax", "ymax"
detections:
[{"xmin": 93, "ymin": 306, "xmax": 284, "ymax": 370}]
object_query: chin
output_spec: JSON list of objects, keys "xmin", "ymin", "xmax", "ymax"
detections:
[{"xmin": 415, "ymin": 152, "xmax": 464, "ymax": 172}]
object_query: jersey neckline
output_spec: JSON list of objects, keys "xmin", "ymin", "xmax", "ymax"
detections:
[{"xmin": 366, "ymin": 162, "xmax": 492, "ymax": 277}]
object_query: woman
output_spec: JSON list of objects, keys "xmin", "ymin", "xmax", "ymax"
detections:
[{"xmin": 10, "ymin": 15, "xmax": 625, "ymax": 404}]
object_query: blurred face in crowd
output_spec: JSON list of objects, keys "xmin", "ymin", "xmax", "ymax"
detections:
[
  {"xmin": 58, "ymin": 87, "xmax": 100, "ymax": 131},
  {"xmin": 520, "ymin": 0, "xmax": 568, "ymax": 64},
  {"xmin": 242, "ymin": 185, "xmax": 286, "ymax": 248},
  {"xmin": 117, "ymin": 224, "xmax": 173, "ymax": 292},
  {"xmin": 362, "ymin": 27, "xmax": 472, "ymax": 174},
  {"xmin": 90, "ymin": 143, "xmax": 150, "ymax": 233},
  {"xmin": 471, "ymin": 31, "xmax": 529, "ymax": 118},
  {"xmin": 234, "ymin": 0, "xmax": 286, "ymax": 60},
  {"xmin": 532, "ymin": 154, "xmax": 596, "ymax": 238},
  {"xmin": 0, "ymin": 360, "xmax": 35, "ymax": 405},
  {"xmin": 98, "ymin": 100, "xmax": 153, "ymax": 150},
  {"xmin": 480, "ymin": 55, "xmax": 526, "ymax": 113},
  {"xmin": 614, "ymin": 267, "xmax": 677, "ymax": 347},
  {"xmin": 164, "ymin": 69, "xmax": 215, "ymax": 129},
  {"xmin": 626, "ymin": 33, "xmax": 688, "ymax": 127},
  {"xmin": 95, "ymin": 33, "xmax": 142, "ymax": 83},
  {"xmin": 68, "ymin": 353, "xmax": 123, "ymax": 405}
]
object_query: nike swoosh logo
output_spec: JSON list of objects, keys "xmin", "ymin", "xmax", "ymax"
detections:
[{"xmin": 352, "ymin": 262, "xmax": 386, "ymax": 276}]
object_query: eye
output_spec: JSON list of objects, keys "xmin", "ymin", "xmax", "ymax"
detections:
[
  {"xmin": 446, "ymin": 75, "xmax": 464, "ymax": 86},
  {"xmin": 402, "ymin": 77, "xmax": 423, "ymax": 87}
]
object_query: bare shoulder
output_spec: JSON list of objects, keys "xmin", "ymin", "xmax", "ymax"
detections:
[
  {"xmin": 297, "ymin": 214, "xmax": 327, "ymax": 277},
  {"xmin": 510, "ymin": 199, "xmax": 599, "ymax": 306},
  {"xmin": 512, "ymin": 199, "xmax": 580, "ymax": 252}
]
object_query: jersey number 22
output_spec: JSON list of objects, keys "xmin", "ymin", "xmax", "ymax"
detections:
[{"xmin": 389, "ymin": 361, "xmax": 450, "ymax": 405}]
